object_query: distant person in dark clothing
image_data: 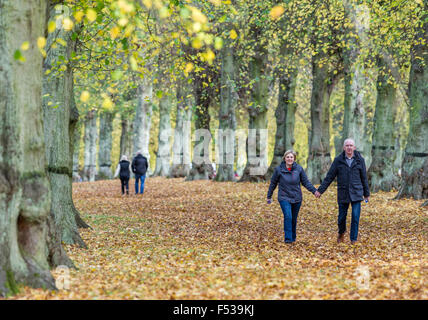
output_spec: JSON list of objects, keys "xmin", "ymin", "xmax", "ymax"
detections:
[
  {"xmin": 114, "ymin": 155, "xmax": 130, "ymax": 195},
  {"xmin": 316, "ymin": 138, "xmax": 370, "ymax": 244},
  {"xmin": 132, "ymin": 150, "xmax": 148, "ymax": 195},
  {"xmin": 267, "ymin": 150, "xmax": 317, "ymax": 243}
]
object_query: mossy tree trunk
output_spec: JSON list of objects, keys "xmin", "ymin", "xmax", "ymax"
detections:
[
  {"xmin": 239, "ymin": 30, "xmax": 270, "ymax": 182},
  {"xmin": 0, "ymin": 0, "xmax": 59, "ymax": 296},
  {"xmin": 83, "ymin": 109, "xmax": 97, "ymax": 182},
  {"xmin": 133, "ymin": 78, "xmax": 153, "ymax": 173},
  {"xmin": 42, "ymin": 5, "xmax": 87, "ymax": 248},
  {"xmin": 97, "ymin": 110, "xmax": 115, "ymax": 180},
  {"xmin": 342, "ymin": 1, "xmax": 369, "ymax": 151},
  {"xmin": 396, "ymin": 13, "xmax": 428, "ymax": 200},
  {"xmin": 216, "ymin": 40, "xmax": 237, "ymax": 182},
  {"xmin": 186, "ymin": 70, "xmax": 215, "ymax": 181},
  {"xmin": 306, "ymin": 55, "xmax": 333, "ymax": 184},
  {"xmin": 266, "ymin": 55, "xmax": 298, "ymax": 180},
  {"xmin": 368, "ymin": 56, "xmax": 399, "ymax": 192},
  {"xmin": 170, "ymin": 83, "xmax": 192, "ymax": 178}
]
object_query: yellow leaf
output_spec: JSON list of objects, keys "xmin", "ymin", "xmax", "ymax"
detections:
[
  {"xmin": 20, "ymin": 41, "xmax": 30, "ymax": 51},
  {"xmin": 37, "ymin": 37, "xmax": 46, "ymax": 49},
  {"xmin": 62, "ymin": 17, "xmax": 74, "ymax": 31},
  {"xmin": 110, "ymin": 26, "xmax": 120, "ymax": 39},
  {"xmin": 74, "ymin": 11, "xmax": 84, "ymax": 23},
  {"xmin": 270, "ymin": 5, "xmax": 285, "ymax": 20},
  {"xmin": 86, "ymin": 9, "xmax": 97, "ymax": 22},
  {"xmin": 185, "ymin": 62, "xmax": 194, "ymax": 73},
  {"xmin": 80, "ymin": 91, "xmax": 90, "ymax": 103},
  {"xmin": 142, "ymin": 0, "xmax": 152, "ymax": 9},
  {"xmin": 48, "ymin": 21, "xmax": 56, "ymax": 33},
  {"xmin": 230, "ymin": 29, "xmax": 237, "ymax": 40}
]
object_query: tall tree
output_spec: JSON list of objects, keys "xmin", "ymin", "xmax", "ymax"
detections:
[
  {"xmin": 342, "ymin": 1, "xmax": 370, "ymax": 151},
  {"xmin": 239, "ymin": 23, "xmax": 271, "ymax": 182},
  {"xmin": 97, "ymin": 109, "xmax": 115, "ymax": 179},
  {"xmin": 170, "ymin": 82, "xmax": 192, "ymax": 178},
  {"xmin": 0, "ymin": 0, "xmax": 57, "ymax": 296},
  {"xmin": 83, "ymin": 109, "xmax": 98, "ymax": 181},
  {"xmin": 368, "ymin": 56, "xmax": 399, "ymax": 192},
  {"xmin": 215, "ymin": 35, "xmax": 237, "ymax": 182},
  {"xmin": 42, "ymin": 4, "xmax": 87, "ymax": 247},
  {"xmin": 396, "ymin": 8, "xmax": 428, "ymax": 201}
]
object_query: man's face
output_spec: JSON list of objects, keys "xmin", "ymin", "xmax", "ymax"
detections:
[{"xmin": 344, "ymin": 141, "xmax": 356, "ymax": 156}]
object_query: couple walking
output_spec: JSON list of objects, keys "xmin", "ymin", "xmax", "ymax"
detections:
[
  {"xmin": 267, "ymin": 139, "xmax": 370, "ymax": 244},
  {"xmin": 114, "ymin": 151, "xmax": 148, "ymax": 195}
]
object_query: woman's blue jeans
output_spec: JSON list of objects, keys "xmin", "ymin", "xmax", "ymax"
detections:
[{"xmin": 279, "ymin": 200, "xmax": 302, "ymax": 243}]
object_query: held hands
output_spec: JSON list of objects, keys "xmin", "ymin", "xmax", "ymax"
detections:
[{"xmin": 314, "ymin": 191, "xmax": 321, "ymax": 198}]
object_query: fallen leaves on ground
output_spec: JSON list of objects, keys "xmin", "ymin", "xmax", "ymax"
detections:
[{"xmin": 8, "ymin": 177, "xmax": 428, "ymax": 299}]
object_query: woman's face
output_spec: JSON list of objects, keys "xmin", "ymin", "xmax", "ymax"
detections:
[{"xmin": 284, "ymin": 154, "xmax": 295, "ymax": 166}]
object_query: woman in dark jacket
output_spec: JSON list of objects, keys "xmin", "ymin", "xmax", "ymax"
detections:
[
  {"xmin": 267, "ymin": 150, "xmax": 317, "ymax": 243},
  {"xmin": 114, "ymin": 155, "xmax": 131, "ymax": 195}
]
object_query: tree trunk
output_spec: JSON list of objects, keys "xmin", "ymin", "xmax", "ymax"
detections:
[
  {"xmin": 169, "ymin": 84, "xmax": 192, "ymax": 178},
  {"xmin": 342, "ymin": 1, "xmax": 369, "ymax": 150},
  {"xmin": 72, "ymin": 119, "xmax": 82, "ymax": 182},
  {"xmin": 186, "ymin": 72, "xmax": 214, "ymax": 181},
  {"xmin": 368, "ymin": 56, "xmax": 399, "ymax": 192},
  {"xmin": 306, "ymin": 56, "xmax": 333, "ymax": 184},
  {"xmin": 42, "ymin": 6, "xmax": 87, "ymax": 249},
  {"xmin": 119, "ymin": 114, "xmax": 133, "ymax": 161},
  {"xmin": 83, "ymin": 109, "xmax": 97, "ymax": 182},
  {"xmin": 396, "ymin": 13, "xmax": 428, "ymax": 200},
  {"xmin": 133, "ymin": 79, "xmax": 153, "ymax": 173},
  {"xmin": 97, "ymin": 111, "xmax": 115, "ymax": 180},
  {"xmin": 239, "ymin": 43, "xmax": 270, "ymax": 182},
  {"xmin": 0, "ymin": 0, "xmax": 58, "ymax": 296},
  {"xmin": 265, "ymin": 68, "xmax": 298, "ymax": 180},
  {"xmin": 153, "ymin": 91, "xmax": 172, "ymax": 177},
  {"xmin": 216, "ymin": 43, "xmax": 237, "ymax": 182}
]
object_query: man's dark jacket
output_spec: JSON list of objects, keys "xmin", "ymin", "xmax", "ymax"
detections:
[
  {"xmin": 131, "ymin": 154, "xmax": 148, "ymax": 175},
  {"xmin": 267, "ymin": 161, "xmax": 317, "ymax": 203},
  {"xmin": 318, "ymin": 151, "xmax": 370, "ymax": 203}
]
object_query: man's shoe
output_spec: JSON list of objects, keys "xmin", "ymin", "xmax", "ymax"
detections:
[
  {"xmin": 337, "ymin": 233, "xmax": 345, "ymax": 243},
  {"xmin": 351, "ymin": 240, "xmax": 357, "ymax": 245}
]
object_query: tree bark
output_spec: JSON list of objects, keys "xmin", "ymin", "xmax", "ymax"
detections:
[
  {"xmin": 239, "ymin": 36, "xmax": 270, "ymax": 182},
  {"xmin": 83, "ymin": 109, "xmax": 97, "ymax": 182},
  {"xmin": 133, "ymin": 79, "xmax": 153, "ymax": 173},
  {"xmin": 186, "ymin": 71, "xmax": 214, "ymax": 181},
  {"xmin": 153, "ymin": 90, "xmax": 172, "ymax": 177},
  {"xmin": 169, "ymin": 83, "xmax": 192, "ymax": 178},
  {"xmin": 306, "ymin": 56, "xmax": 333, "ymax": 184},
  {"xmin": 42, "ymin": 6, "xmax": 87, "ymax": 249},
  {"xmin": 97, "ymin": 111, "xmax": 115, "ymax": 180},
  {"xmin": 215, "ymin": 42, "xmax": 237, "ymax": 182},
  {"xmin": 342, "ymin": 1, "xmax": 369, "ymax": 150},
  {"xmin": 368, "ymin": 56, "xmax": 399, "ymax": 192},
  {"xmin": 119, "ymin": 113, "xmax": 133, "ymax": 161},
  {"xmin": 0, "ymin": 0, "xmax": 57, "ymax": 296},
  {"xmin": 72, "ymin": 119, "xmax": 82, "ymax": 182},
  {"xmin": 396, "ymin": 13, "xmax": 428, "ymax": 200},
  {"xmin": 265, "ymin": 67, "xmax": 298, "ymax": 180}
]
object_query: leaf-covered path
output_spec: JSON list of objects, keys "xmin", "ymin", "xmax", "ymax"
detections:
[{"xmin": 10, "ymin": 178, "xmax": 428, "ymax": 299}]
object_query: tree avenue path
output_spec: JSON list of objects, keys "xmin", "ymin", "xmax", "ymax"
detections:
[{"xmin": 7, "ymin": 178, "xmax": 427, "ymax": 299}]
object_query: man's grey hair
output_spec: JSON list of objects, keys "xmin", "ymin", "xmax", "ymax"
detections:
[
  {"xmin": 343, "ymin": 138, "xmax": 356, "ymax": 147},
  {"xmin": 136, "ymin": 150, "xmax": 142, "ymax": 155}
]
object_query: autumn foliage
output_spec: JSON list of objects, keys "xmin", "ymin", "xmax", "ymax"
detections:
[{"xmin": 6, "ymin": 178, "xmax": 427, "ymax": 300}]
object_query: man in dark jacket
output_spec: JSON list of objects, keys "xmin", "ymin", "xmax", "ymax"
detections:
[
  {"xmin": 316, "ymin": 139, "xmax": 370, "ymax": 244},
  {"xmin": 131, "ymin": 151, "xmax": 148, "ymax": 195}
]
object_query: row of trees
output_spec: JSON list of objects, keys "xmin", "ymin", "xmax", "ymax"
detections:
[{"xmin": 0, "ymin": 0, "xmax": 426, "ymax": 296}]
